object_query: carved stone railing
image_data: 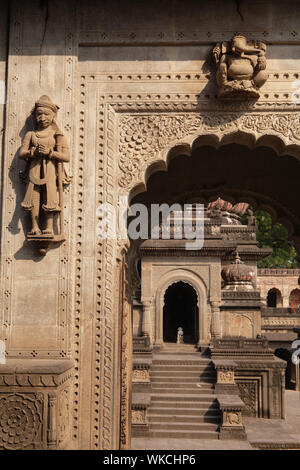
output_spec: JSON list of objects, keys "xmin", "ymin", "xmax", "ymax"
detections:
[
  {"xmin": 217, "ymin": 395, "xmax": 247, "ymax": 440},
  {"xmin": 222, "ymin": 291, "xmax": 261, "ymax": 300},
  {"xmin": 210, "ymin": 337, "xmax": 274, "ymax": 359},
  {"xmin": 0, "ymin": 359, "xmax": 74, "ymax": 450},
  {"xmin": 221, "ymin": 226, "xmax": 257, "ymax": 241},
  {"xmin": 261, "ymin": 307, "xmax": 300, "ymax": 316},
  {"xmin": 258, "ymin": 268, "xmax": 300, "ymax": 276}
]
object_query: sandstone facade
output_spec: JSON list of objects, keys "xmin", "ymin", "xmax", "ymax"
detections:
[{"xmin": 0, "ymin": 0, "xmax": 300, "ymax": 449}]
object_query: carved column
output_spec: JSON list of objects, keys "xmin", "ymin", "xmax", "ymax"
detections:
[{"xmin": 211, "ymin": 300, "xmax": 222, "ymax": 339}]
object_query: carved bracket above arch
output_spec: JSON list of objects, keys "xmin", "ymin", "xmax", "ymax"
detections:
[{"xmin": 117, "ymin": 111, "xmax": 300, "ymax": 191}]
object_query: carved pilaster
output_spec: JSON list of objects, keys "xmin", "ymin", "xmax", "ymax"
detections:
[
  {"xmin": 141, "ymin": 300, "xmax": 152, "ymax": 344},
  {"xmin": 47, "ymin": 393, "xmax": 57, "ymax": 449},
  {"xmin": 211, "ymin": 300, "xmax": 221, "ymax": 338}
]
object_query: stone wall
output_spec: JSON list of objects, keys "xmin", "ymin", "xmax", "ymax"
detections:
[
  {"xmin": 258, "ymin": 269, "xmax": 300, "ymax": 308},
  {"xmin": 1, "ymin": 0, "xmax": 300, "ymax": 450}
]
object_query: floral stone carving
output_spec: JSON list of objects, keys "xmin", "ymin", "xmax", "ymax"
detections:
[
  {"xmin": 0, "ymin": 393, "xmax": 43, "ymax": 450},
  {"xmin": 212, "ymin": 34, "xmax": 268, "ymax": 100},
  {"xmin": 118, "ymin": 112, "xmax": 300, "ymax": 189}
]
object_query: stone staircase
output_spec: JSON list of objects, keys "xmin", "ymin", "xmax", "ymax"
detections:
[{"xmin": 145, "ymin": 346, "xmax": 220, "ymax": 439}]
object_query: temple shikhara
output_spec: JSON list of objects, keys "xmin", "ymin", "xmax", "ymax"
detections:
[{"xmin": 0, "ymin": 0, "xmax": 299, "ymax": 451}]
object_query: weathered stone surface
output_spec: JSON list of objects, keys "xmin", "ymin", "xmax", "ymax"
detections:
[{"xmin": 0, "ymin": 0, "xmax": 300, "ymax": 450}]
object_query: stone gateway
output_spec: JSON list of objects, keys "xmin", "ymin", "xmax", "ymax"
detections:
[{"xmin": 0, "ymin": 0, "xmax": 299, "ymax": 450}]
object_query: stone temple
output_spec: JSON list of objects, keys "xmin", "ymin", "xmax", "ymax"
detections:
[{"xmin": 0, "ymin": 0, "xmax": 300, "ymax": 450}]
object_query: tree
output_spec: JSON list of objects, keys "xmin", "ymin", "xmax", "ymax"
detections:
[{"xmin": 242, "ymin": 210, "xmax": 299, "ymax": 268}]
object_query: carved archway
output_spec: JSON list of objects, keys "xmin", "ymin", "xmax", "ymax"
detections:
[
  {"xmin": 116, "ymin": 113, "xmax": 300, "ymax": 449},
  {"xmin": 117, "ymin": 117, "xmax": 300, "ymax": 196},
  {"xmin": 154, "ymin": 269, "xmax": 208, "ymax": 348}
]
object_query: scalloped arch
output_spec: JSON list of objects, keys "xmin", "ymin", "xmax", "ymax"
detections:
[{"xmin": 125, "ymin": 129, "xmax": 300, "ymax": 202}]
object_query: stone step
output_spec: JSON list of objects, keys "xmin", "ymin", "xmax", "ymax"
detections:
[
  {"xmin": 150, "ymin": 376, "xmax": 215, "ymax": 383},
  {"xmin": 151, "ymin": 365, "xmax": 214, "ymax": 371},
  {"xmin": 149, "ymin": 421, "xmax": 219, "ymax": 431},
  {"xmin": 150, "ymin": 370, "xmax": 216, "ymax": 380},
  {"xmin": 148, "ymin": 414, "xmax": 221, "ymax": 423},
  {"xmin": 151, "ymin": 394, "xmax": 217, "ymax": 402},
  {"xmin": 152, "ymin": 362, "xmax": 212, "ymax": 365},
  {"xmin": 151, "ymin": 385, "xmax": 214, "ymax": 393},
  {"xmin": 148, "ymin": 430, "xmax": 219, "ymax": 439},
  {"xmin": 149, "ymin": 403, "xmax": 219, "ymax": 411},
  {"xmin": 152, "ymin": 360, "xmax": 212, "ymax": 366}
]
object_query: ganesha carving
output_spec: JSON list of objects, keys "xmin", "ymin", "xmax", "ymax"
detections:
[{"xmin": 212, "ymin": 34, "xmax": 268, "ymax": 100}]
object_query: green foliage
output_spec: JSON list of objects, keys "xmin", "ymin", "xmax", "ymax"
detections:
[{"xmin": 241, "ymin": 210, "xmax": 298, "ymax": 268}]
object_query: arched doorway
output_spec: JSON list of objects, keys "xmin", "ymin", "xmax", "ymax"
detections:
[
  {"xmin": 267, "ymin": 288, "xmax": 283, "ymax": 307},
  {"xmin": 289, "ymin": 288, "xmax": 300, "ymax": 308},
  {"xmin": 163, "ymin": 281, "xmax": 199, "ymax": 344}
]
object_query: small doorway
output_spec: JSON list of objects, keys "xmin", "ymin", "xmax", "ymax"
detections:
[{"xmin": 163, "ymin": 281, "xmax": 199, "ymax": 344}]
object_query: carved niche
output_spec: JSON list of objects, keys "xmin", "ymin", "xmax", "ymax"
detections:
[
  {"xmin": 236, "ymin": 380, "xmax": 258, "ymax": 417},
  {"xmin": 212, "ymin": 34, "xmax": 268, "ymax": 100}
]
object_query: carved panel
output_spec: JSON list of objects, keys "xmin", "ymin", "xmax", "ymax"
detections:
[
  {"xmin": 131, "ymin": 409, "xmax": 146, "ymax": 425},
  {"xmin": 218, "ymin": 370, "xmax": 235, "ymax": 384},
  {"xmin": 0, "ymin": 392, "xmax": 43, "ymax": 450},
  {"xmin": 236, "ymin": 381, "xmax": 258, "ymax": 417},
  {"xmin": 230, "ymin": 314, "xmax": 253, "ymax": 338},
  {"xmin": 224, "ymin": 411, "xmax": 242, "ymax": 426},
  {"xmin": 1, "ymin": 7, "xmax": 77, "ymax": 362},
  {"xmin": 132, "ymin": 368, "xmax": 150, "ymax": 383}
]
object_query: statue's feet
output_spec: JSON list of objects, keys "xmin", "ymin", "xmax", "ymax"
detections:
[
  {"xmin": 28, "ymin": 227, "xmax": 42, "ymax": 236},
  {"xmin": 42, "ymin": 228, "xmax": 54, "ymax": 236}
]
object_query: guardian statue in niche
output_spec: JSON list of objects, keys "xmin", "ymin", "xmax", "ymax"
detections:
[
  {"xmin": 19, "ymin": 96, "xmax": 70, "ymax": 252},
  {"xmin": 212, "ymin": 34, "xmax": 268, "ymax": 100}
]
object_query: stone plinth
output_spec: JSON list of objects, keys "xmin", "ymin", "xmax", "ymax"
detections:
[
  {"xmin": 131, "ymin": 393, "xmax": 150, "ymax": 437},
  {"xmin": 217, "ymin": 395, "xmax": 247, "ymax": 440},
  {"xmin": 210, "ymin": 339, "xmax": 286, "ymax": 418},
  {"xmin": 0, "ymin": 359, "xmax": 73, "ymax": 450}
]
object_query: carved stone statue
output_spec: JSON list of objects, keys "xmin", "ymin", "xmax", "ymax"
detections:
[
  {"xmin": 177, "ymin": 327, "xmax": 184, "ymax": 344},
  {"xmin": 19, "ymin": 96, "xmax": 70, "ymax": 240},
  {"xmin": 213, "ymin": 34, "xmax": 268, "ymax": 99},
  {"xmin": 247, "ymin": 209, "xmax": 257, "ymax": 227}
]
